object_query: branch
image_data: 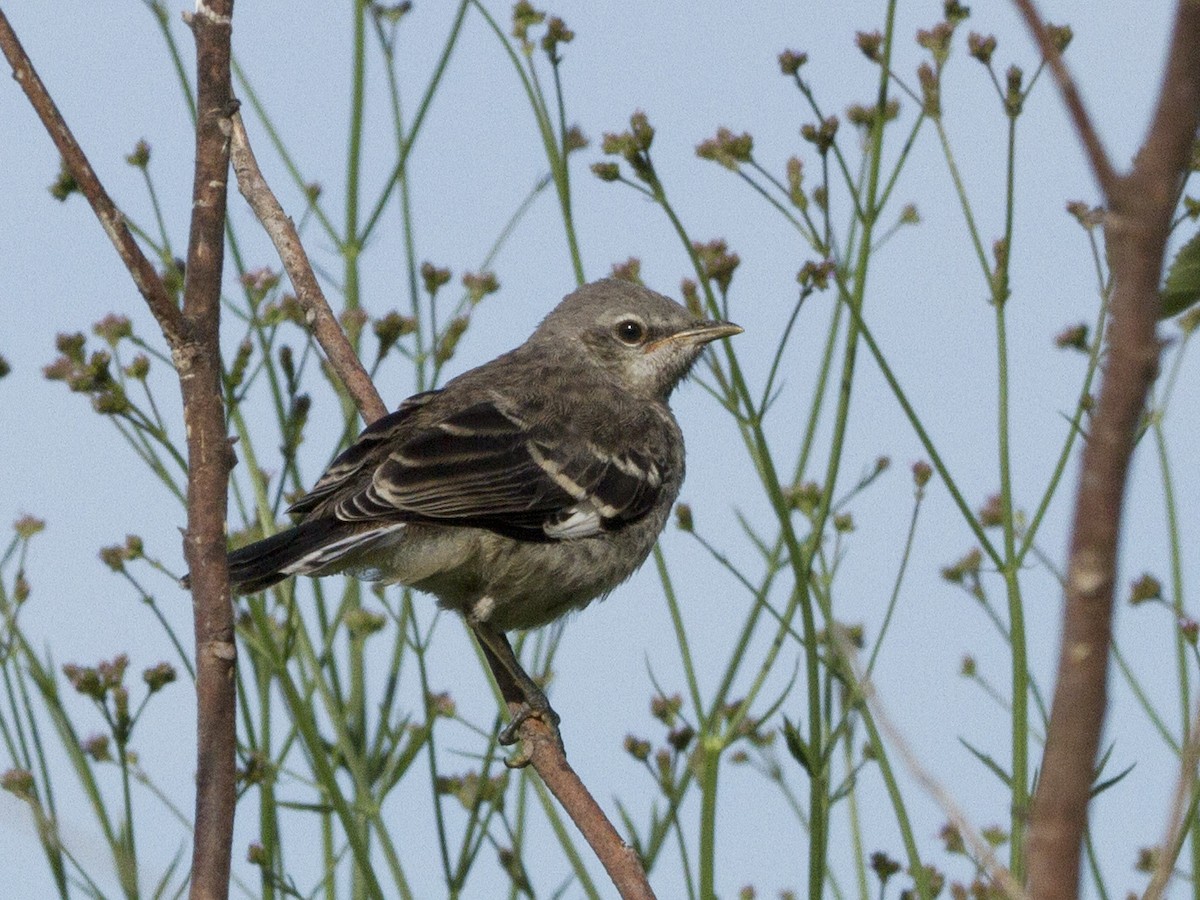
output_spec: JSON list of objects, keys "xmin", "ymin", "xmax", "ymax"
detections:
[
  {"xmin": 0, "ymin": 10, "xmax": 185, "ymax": 347},
  {"xmin": 179, "ymin": 2, "xmax": 238, "ymax": 898},
  {"xmin": 2, "ymin": 6, "xmax": 239, "ymax": 894},
  {"xmin": 1019, "ymin": 3, "xmax": 1200, "ymax": 898},
  {"xmin": 1144, "ymin": 706, "xmax": 1200, "ymax": 900},
  {"xmin": 523, "ymin": 718, "xmax": 657, "ymax": 900},
  {"xmin": 484, "ymin": 652, "xmax": 656, "ymax": 899},
  {"xmin": 228, "ymin": 112, "xmax": 386, "ymax": 422},
  {"xmin": 1010, "ymin": 0, "xmax": 1118, "ymax": 197},
  {"xmin": 228, "ymin": 101, "xmax": 655, "ymax": 899}
]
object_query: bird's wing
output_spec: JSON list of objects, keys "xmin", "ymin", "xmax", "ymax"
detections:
[
  {"xmin": 288, "ymin": 390, "xmax": 441, "ymax": 517},
  {"xmin": 290, "ymin": 395, "xmax": 670, "ymax": 541}
]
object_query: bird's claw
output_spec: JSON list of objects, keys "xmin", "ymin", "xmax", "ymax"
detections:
[{"xmin": 499, "ymin": 700, "xmax": 562, "ymax": 768}]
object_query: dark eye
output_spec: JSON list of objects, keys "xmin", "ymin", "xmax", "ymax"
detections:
[{"xmin": 615, "ymin": 319, "xmax": 645, "ymax": 344}]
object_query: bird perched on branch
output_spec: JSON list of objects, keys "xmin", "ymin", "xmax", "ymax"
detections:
[{"xmin": 210, "ymin": 278, "xmax": 740, "ymax": 746}]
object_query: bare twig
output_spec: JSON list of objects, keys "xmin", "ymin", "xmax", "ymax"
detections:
[
  {"xmin": 179, "ymin": 2, "xmax": 238, "ymax": 898},
  {"xmin": 228, "ymin": 112, "xmax": 387, "ymax": 422},
  {"xmin": 1144, "ymin": 707, "xmax": 1200, "ymax": 900},
  {"xmin": 228, "ymin": 102, "xmax": 655, "ymax": 899},
  {"xmin": 0, "ymin": 10, "xmax": 184, "ymax": 347},
  {"xmin": 484, "ymin": 644, "xmax": 656, "ymax": 899},
  {"xmin": 1010, "ymin": 0, "xmax": 1118, "ymax": 197},
  {"xmin": 1016, "ymin": 3, "xmax": 1200, "ymax": 898},
  {"xmin": 2, "ymin": 5, "xmax": 239, "ymax": 896},
  {"xmin": 524, "ymin": 717, "xmax": 656, "ymax": 900},
  {"xmin": 837, "ymin": 637, "xmax": 1027, "ymax": 900}
]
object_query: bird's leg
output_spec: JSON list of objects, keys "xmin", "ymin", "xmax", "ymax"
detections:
[{"xmin": 470, "ymin": 620, "xmax": 562, "ymax": 761}]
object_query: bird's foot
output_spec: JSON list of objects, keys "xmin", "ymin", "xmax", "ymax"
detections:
[{"xmin": 499, "ymin": 696, "xmax": 562, "ymax": 768}]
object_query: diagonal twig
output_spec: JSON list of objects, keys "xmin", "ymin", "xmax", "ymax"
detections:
[
  {"xmin": 1011, "ymin": 0, "xmax": 1118, "ymax": 197},
  {"xmin": 0, "ymin": 9, "xmax": 184, "ymax": 347},
  {"xmin": 228, "ymin": 112, "xmax": 387, "ymax": 423},
  {"xmin": 1015, "ymin": 3, "xmax": 1200, "ymax": 898}
]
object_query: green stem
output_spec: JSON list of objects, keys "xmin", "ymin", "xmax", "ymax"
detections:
[
  {"xmin": 360, "ymin": 0, "xmax": 470, "ymax": 243},
  {"xmin": 117, "ymin": 738, "xmax": 139, "ymax": 898},
  {"xmin": 549, "ymin": 58, "xmax": 585, "ymax": 284},
  {"xmin": 254, "ymin": 647, "xmax": 280, "ymax": 900},
  {"xmin": 933, "ymin": 118, "xmax": 991, "ymax": 282},
  {"xmin": 866, "ymin": 490, "xmax": 923, "ymax": 676},
  {"xmin": 655, "ymin": 545, "xmax": 705, "ymax": 715},
  {"xmin": 843, "ymin": 718, "xmax": 870, "ymax": 900},
  {"xmin": 343, "ymin": 0, "xmax": 367, "ymax": 330},
  {"xmin": 1154, "ymin": 420, "xmax": 1199, "ymax": 887},
  {"xmin": 1015, "ymin": 268, "xmax": 1110, "ymax": 566},
  {"xmin": 1112, "ymin": 640, "xmax": 1179, "ymax": 752},
  {"xmin": 529, "ymin": 777, "xmax": 602, "ymax": 899},
  {"xmin": 995, "ymin": 108, "xmax": 1029, "ymax": 884},
  {"xmin": 838, "ymin": 283, "xmax": 1000, "ymax": 568},
  {"xmin": 800, "ymin": 8, "xmax": 899, "ymax": 892},
  {"xmin": 698, "ymin": 743, "xmax": 721, "ymax": 900},
  {"xmin": 471, "ymin": 1, "xmax": 585, "ymax": 284},
  {"xmin": 341, "ymin": 11, "xmax": 370, "ymax": 898},
  {"xmin": 860, "ymin": 699, "xmax": 926, "ymax": 891},
  {"xmin": 245, "ymin": 598, "xmax": 395, "ymax": 899}
]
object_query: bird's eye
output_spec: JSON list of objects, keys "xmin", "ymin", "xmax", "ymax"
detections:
[{"xmin": 615, "ymin": 319, "xmax": 645, "ymax": 344}]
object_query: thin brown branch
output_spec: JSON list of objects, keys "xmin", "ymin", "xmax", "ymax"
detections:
[
  {"xmin": 481, "ymin": 650, "xmax": 655, "ymax": 899},
  {"xmin": 839, "ymin": 637, "xmax": 1026, "ymax": 900},
  {"xmin": 228, "ymin": 112, "xmax": 387, "ymax": 422},
  {"xmin": 180, "ymin": 2, "xmax": 237, "ymax": 898},
  {"xmin": 0, "ymin": 9, "xmax": 185, "ymax": 347},
  {"xmin": 2, "ymin": 5, "xmax": 238, "ymax": 893},
  {"xmin": 524, "ymin": 717, "xmax": 657, "ymax": 900},
  {"xmin": 1011, "ymin": 0, "xmax": 1118, "ymax": 197},
  {"xmin": 1022, "ymin": 3, "xmax": 1200, "ymax": 898},
  {"xmin": 1145, "ymin": 706, "xmax": 1200, "ymax": 900}
]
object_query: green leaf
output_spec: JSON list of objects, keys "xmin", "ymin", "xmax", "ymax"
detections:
[
  {"xmin": 829, "ymin": 756, "xmax": 868, "ymax": 805},
  {"xmin": 829, "ymin": 773, "xmax": 857, "ymax": 805},
  {"xmin": 959, "ymin": 737, "xmax": 1012, "ymax": 788},
  {"xmin": 150, "ymin": 845, "xmax": 187, "ymax": 900},
  {"xmin": 1161, "ymin": 228, "xmax": 1200, "ymax": 318},
  {"xmin": 1090, "ymin": 743, "xmax": 1135, "ymax": 799},
  {"xmin": 614, "ymin": 800, "xmax": 645, "ymax": 859},
  {"xmin": 783, "ymin": 717, "xmax": 814, "ymax": 776},
  {"xmin": 1091, "ymin": 762, "xmax": 1135, "ymax": 799},
  {"xmin": 1092, "ymin": 740, "xmax": 1116, "ymax": 781}
]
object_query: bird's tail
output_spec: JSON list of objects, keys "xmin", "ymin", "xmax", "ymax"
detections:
[
  {"xmin": 182, "ymin": 520, "xmax": 400, "ymax": 595},
  {"xmin": 227, "ymin": 521, "xmax": 344, "ymax": 594}
]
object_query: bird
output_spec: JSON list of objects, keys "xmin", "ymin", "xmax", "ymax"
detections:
[{"xmin": 213, "ymin": 278, "xmax": 741, "ymax": 745}]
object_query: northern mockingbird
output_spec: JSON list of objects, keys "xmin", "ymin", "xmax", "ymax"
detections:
[{"xmin": 218, "ymin": 278, "xmax": 740, "ymax": 742}]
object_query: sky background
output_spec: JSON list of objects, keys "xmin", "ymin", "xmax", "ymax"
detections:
[{"xmin": 0, "ymin": 1, "xmax": 1195, "ymax": 897}]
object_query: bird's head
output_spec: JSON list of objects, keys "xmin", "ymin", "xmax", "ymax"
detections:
[{"xmin": 530, "ymin": 279, "xmax": 742, "ymax": 401}]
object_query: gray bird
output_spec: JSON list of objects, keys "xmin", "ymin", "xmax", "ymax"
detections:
[{"xmin": 220, "ymin": 278, "xmax": 740, "ymax": 742}]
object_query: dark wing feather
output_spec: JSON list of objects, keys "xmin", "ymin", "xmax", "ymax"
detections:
[
  {"xmin": 288, "ymin": 390, "xmax": 440, "ymax": 517},
  {"xmin": 288, "ymin": 395, "xmax": 672, "ymax": 542}
]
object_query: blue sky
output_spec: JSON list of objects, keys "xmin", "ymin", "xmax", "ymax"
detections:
[{"xmin": 0, "ymin": 2, "xmax": 1192, "ymax": 897}]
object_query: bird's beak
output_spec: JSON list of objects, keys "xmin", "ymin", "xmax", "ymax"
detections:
[{"xmin": 653, "ymin": 320, "xmax": 743, "ymax": 351}]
